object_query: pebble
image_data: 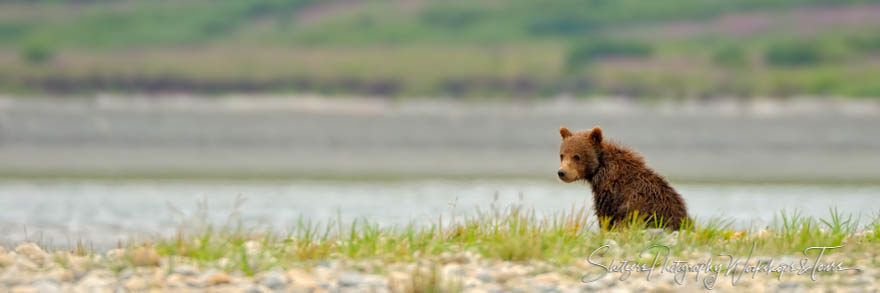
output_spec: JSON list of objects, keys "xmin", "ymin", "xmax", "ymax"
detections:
[
  {"xmin": 105, "ymin": 249, "xmax": 125, "ymax": 261},
  {"xmin": 14, "ymin": 244, "xmax": 50, "ymax": 267},
  {"xmin": 122, "ymin": 276, "xmax": 148, "ymax": 291},
  {"xmin": 75, "ymin": 271, "xmax": 114, "ymax": 292},
  {"xmin": 258, "ymin": 271, "xmax": 287, "ymax": 289},
  {"xmin": 199, "ymin": 270, "xmax": 232, "ymax": 286},
  {"xmin": 286, "ymin": 269, "xmax": 318, "ymax": 290},
  {"xmin": 132, "ymin": 247, "xmax": 159, "ymax": 267},
  {"xmin": 32, "ymin": 280, "xmax": 60, "ymax": 293},
  {"xmin": 172, "ymin": 264, "xmax": 198, "ymax": 276},
  {"xmin": 244, "ymin": 241, "xmax": 262, "ymax": 257},
  {"xmin": 0, "ymin": 253, "xmax": 14, "ymax": 268},
  {"xmin": 1, "ymin": 268, "xmax": 27, "ymax": 287},
  {"xmin": 475, "ymin": 269, "xmax": 494, "ymax": 283},
  {"xmin": 244, "ymin": 285, "xmax": 271, "ymax": 293},
  {"xmin": 337, "ymin": 271, "xmax": 365, "ymax": 287},
  {"xmin": 0, "ymin": 242, "xmax": 876, "ymax": 293}
]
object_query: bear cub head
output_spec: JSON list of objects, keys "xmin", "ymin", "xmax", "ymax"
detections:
[{"xmin": 557, "ymin": 126, "xmax": 603, "ymax": 183}]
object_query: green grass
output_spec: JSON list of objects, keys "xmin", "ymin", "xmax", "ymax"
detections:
[{"xmin": 40, "ymin": 202, "xmax": 873, "ymax": 277}]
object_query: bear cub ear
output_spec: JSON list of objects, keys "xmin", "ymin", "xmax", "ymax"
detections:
[
  {"xmin": 560, "ymin": 127, "xmax": 572, "ymax": 139},
  {"xmin": 589, "ymin": 126, "xmax": 603, "ymax": 145}
]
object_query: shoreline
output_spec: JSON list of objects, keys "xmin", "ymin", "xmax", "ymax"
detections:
[{"xmin": 2, "ymin": 95, "xmax": 879, "ymax": 182}]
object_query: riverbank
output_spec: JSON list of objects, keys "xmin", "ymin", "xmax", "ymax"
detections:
[
  {"xmin": 2, "ymin": 96, "xmax": 879, "ymax": 183},
  {"xmin": 1, "ymin": 243, "xmax": 876, "ymax": 292},
  {"xmin": 1, "ymin": 207, "xmax": 878, "ymax": 292}
]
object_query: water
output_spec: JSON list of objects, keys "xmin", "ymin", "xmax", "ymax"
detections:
[
  {"xmin": 2, "ymin": 97, "xmax": 879, "ymax": 181},
  {"xmin": 1, "ymin": 97, "xmax": 878, "ymax": 249},
  {"xmin": 1, "ymin": 179, "xmax": 878, "ymax": 249}
]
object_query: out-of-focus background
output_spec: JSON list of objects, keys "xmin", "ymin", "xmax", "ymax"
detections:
[
  {"xmin": 0, "ymin": 0, "xmax": 879, "ymax": 247},
  {"xmin": 2, "ymin": 0, "xmax": 880, "ymax": 97}
]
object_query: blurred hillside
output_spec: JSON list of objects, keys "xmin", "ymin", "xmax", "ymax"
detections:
[{"xmin": 1, "ymin": 0, "xmax": 879, "ymax": 98}]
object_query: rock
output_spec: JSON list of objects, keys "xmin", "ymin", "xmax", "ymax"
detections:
[
  {"xmin": 755, "ymin": 229, "xmax": 770, "ymax": 238},
  {"xmin": 32, "ymin": 279, "xmax": 61, "ymax": 293},
  {"xmin": 172, "ymin": 264, "xmax": 198, "ymax": 276},
  {"xmin": 258, "ymin": 271, "xmax": 287, "ymax": 290},
  {"xmin": 244, "ymin": 241, "xmax": 262, "ymax": 257},
  {"xmin": 15, "ymin": 243, "xmax": 50, "ymax": 267},
  {"xmin": 461, "ymin": 277, "xmax": 482, "ymax": 289},
  {"xmin": 439, "ymin": 252, "xmax": 469, "ymax": 265},
  {"xmin": 10, "ymin": 286, "xmax": 38, "ymax": 293},
  {"xmin": 533, "ymin": 273, "xmax": 561, "ymax": 286},
  {"xmin": 216, "ymin": 257, "xmax": 231, "ymax": 268},
  {"xmin": 64, "ymin": 255, "xmax": 91, "ymax": 278},
  {"xmin": 117, "ymin": 268, "xmax": 134, "ymax": 281},
  {"xmin": 442, "ymin": 264, "xmax": 466, "ymax": 280},
  {"xmin": 286, "ymin": 269, "xmax": 318, "ymax": 291},
  {"xmin": 337, "ymin": 272, "xmax": 365, "ymax": 287},
  {"xmin": 361, "ymin": 276, "xmax": 389, "ymax": 290},
  {"xmin": 1, "ymin": 268, "xmax": 28, "ymax": 287},
  {"xmin": 315, "ymin": 260, "xmax": 335, "ymax": 269},
  {"xmin": 123, "ymin": 276, "xmax": 148, "ymax": 291},
  {"xmin": 647, "ymin": 283, "xmax": 676, "ymax": 293},
  {"xmin": 15, "ymin": 256, "xmax": 39, "ymax": 271},
  {"xmin": 105, "ymin": 249, "xmax": 126, "ymax": 261},
  {"xmin": 388, "ymin": 271, "xmax": 410, "ymax": 292},
  {"xmin": 482, "ymin": 283, "xmax": 503, "ymax": 293},
  {"xmin": 243, "ymin": 285, "xmax": 271, "ymax": 293},
  {"xmin": 132, "ymin": 247, "xmax": 159, "ymax": 267},
  {"xmin": 777, "ymin": 281, "xmax": 803, "ymax": 291},
  {"xmin": 229, "ymin": 275, "xmax": 255, "ymax": 286},
  {"xmin": 165, "ymin": 274, "xmax": 190, "ymax": 289},
  {"xmin": 536, "ymin": 284, "xmax": 559, "ymax": 293},
  {"xmin": 75, "ymin": 270, "xmax": 114, "ymax": 292},
  {"xmin": 199, "ymin": 270, "xmax": 232, "ymax": 286},
  {"xmin": 581, "ymin": 278, "xmax": 606, "ymax": 291},
  {"xmin": 46, "ymin": 269, "xmax": 74, "ymax": 283},
  {"xmin": 317, "ymin": 280, "xmax": 337, "ymax": 292},
  {"xmin": 846, "ymin": 275, "xmax": 872, "ymax": 287},
  {"xmin": 492, "ymin": 270, "xmax": 518, "ymax": 284},
  {"xmin": 211, "ymin": 284, "xmax": 244, "ymax": 293},
  {"xmin": 0, "ymin": 252, "xmax": 14, "ymax": 267},
  {"xmin": 475, "ymin": 269, "xmax": 493, "ymax": 283}
]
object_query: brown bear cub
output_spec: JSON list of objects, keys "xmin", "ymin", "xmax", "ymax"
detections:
[{"xmin": 557, "ymin": 126, "xmax": 689, "ymax": 230}]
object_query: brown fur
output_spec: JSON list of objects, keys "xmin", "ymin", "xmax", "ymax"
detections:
[{"xmin": 557, "ymin": 126, "xmax": 689, "ymax": 230}]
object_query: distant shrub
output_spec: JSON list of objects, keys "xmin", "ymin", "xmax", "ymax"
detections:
[
  {"xmin": 764, "ymin": 41, "xmax": 822, "ymax": 67},
  {"xmin": 420, "ymin": 4, "xmax": 488, "ymax": 29},
  {"xmin": 527, "ymin": 13, "xmax": 599, "ymax": 36},
  {"xmin": 566, "ymin": 40, "xmax": 652, "ymax": 71},
  {"xmin": 20, "ymin": 38, "xmax": 53, "ymax": 65},
  {"xmin": 848, "ymin": 34, "xmax": 880, "ymax": 53},
  {"xmin": 712, "ymin": 45, "xmax": 746, "ymax": 67}
]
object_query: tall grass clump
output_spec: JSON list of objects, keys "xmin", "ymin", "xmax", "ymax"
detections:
[{"xmin": 100, "ymin": 198, "xmax": 878, "ymax": 276}]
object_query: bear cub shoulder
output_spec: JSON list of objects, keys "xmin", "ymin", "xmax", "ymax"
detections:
[{"xmin": 557, "ymin": 126, "xmax": 689, "ymax": 230}]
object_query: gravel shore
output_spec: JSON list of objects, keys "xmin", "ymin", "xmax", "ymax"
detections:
[{"xmin": 1, "ymin": 242, "xmax": 877, "ymax": 293}]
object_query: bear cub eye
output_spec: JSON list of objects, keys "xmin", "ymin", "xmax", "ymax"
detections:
[
  {"xmin": 560, "ymin": 154, "xmax": 564, "ymax": 162},
  {"xmin": 573, "ymin": 155, "xmax": 580, "ymax": 161}
]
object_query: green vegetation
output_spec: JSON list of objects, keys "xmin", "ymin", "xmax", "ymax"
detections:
[
  {"xmin": 0, "ymin": 0, "xmax": 879, "ymax": 98},
  {"xmin": 712, "ymin": 45, "xmax": 747, "ymax": 68},
  {"xmin": 566, "ymin": 39, "xmax": 653, "ymax": 72},
  {"xmin": 765, "ymin": 40, "xmax": 824, "ymax": 67},
  {"xmin": 41, "ymin": 203, "xmax": 876, "ymax": 275}
]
